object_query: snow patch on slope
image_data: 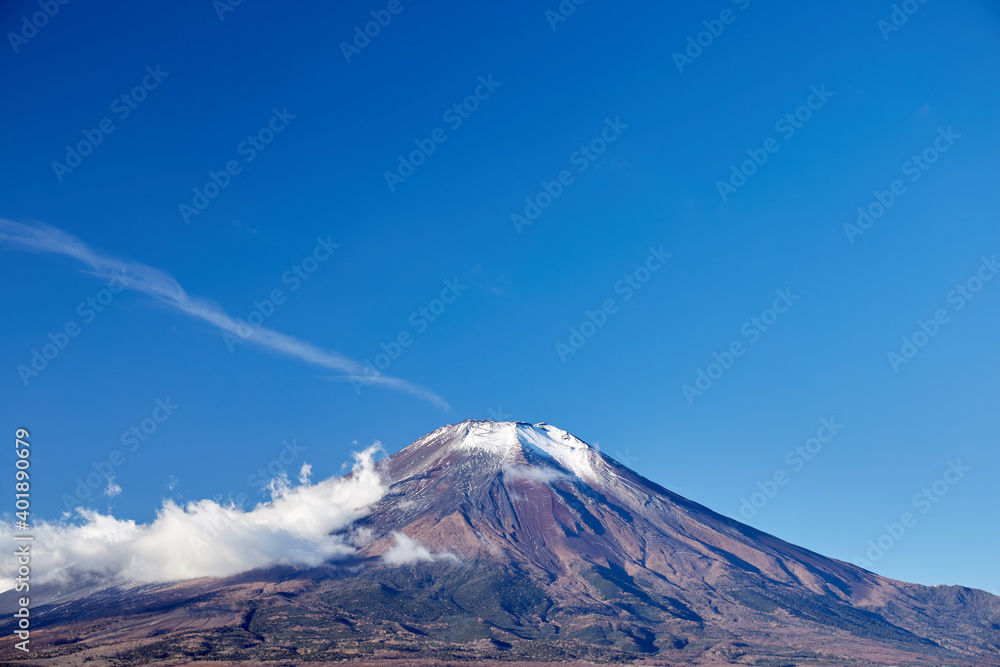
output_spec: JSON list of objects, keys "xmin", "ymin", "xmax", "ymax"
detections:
[{"xmin": 518, "ymin": 422, "xmax": 602, "ymax": 482}]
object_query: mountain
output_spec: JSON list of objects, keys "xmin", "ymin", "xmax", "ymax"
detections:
[{"xmin": 3, "ymin": 419, "xmax": 999, "ymax": 666}]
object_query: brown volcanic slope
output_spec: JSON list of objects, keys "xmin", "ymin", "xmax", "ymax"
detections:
[{"xmin": 3, "ymin": 419, "xmax": 999, "ymax": 666}]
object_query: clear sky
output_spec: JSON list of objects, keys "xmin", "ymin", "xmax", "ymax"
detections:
[{"xmin": 1, "ymin": 0, "xmax": 998, "ymax": 594}]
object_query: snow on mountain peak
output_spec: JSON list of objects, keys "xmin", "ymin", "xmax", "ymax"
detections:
[{"xmin": 453, "ymin": 420, "xmax": 603, "ymax": 482}]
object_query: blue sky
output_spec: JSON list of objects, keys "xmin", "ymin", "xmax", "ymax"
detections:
[{"xmin": 1, "ymin": 0, "xmax": 998, "ymax": 593}]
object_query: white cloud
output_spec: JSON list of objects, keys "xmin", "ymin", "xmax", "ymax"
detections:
[
  {"xmin": 298, "ymin": 462, "xmax": 312, "ymax": 485},
  {"xmin": 104, "ymin": 476, "xmax": 122, "ymax": 498},
  {"xmin": 0, "ymin": 446, "xmax": 388, "ymax": 590},
  {"xmin": 382, "ymin": 532, "xmax": 458, "ymax": 566},
  {"xmin": 502, "ymin": 463, "xmax": 571, "ymax": 485},
  {"xmin": 0, "ymin": 219, "xmax": 448, "ymax": 410}
]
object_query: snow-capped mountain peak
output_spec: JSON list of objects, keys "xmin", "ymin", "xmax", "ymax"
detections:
[{"xmin": 449, "ymin": 419, "xmax": 603, "ymax": 481}]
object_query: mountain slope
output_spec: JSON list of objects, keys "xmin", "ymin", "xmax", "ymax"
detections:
[
  {"xmin": 346, "ymin": 420, "xmax": 999, "ymax": 662},
  {"xmin": 3, "ymin": 419, "xmax": 998, "ymax": 666}
]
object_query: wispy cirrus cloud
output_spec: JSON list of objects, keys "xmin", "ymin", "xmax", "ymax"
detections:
[{"xmin": 0, "ymin": 219, "xmax": 448, "ymax": 409}]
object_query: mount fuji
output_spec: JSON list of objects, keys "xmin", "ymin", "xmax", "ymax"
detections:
[{"xmin": 3, "ymin": 420, "xmax": 998, "ymax": 666}]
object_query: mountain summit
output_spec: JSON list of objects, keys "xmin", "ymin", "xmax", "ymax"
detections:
[
  {"xmin": 4, "ymin": 420, "xmax": 998, "ymax": 666},
  {"xmin": 389, "ymin": 419, "xmax": 607, "ymax": 480}
]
